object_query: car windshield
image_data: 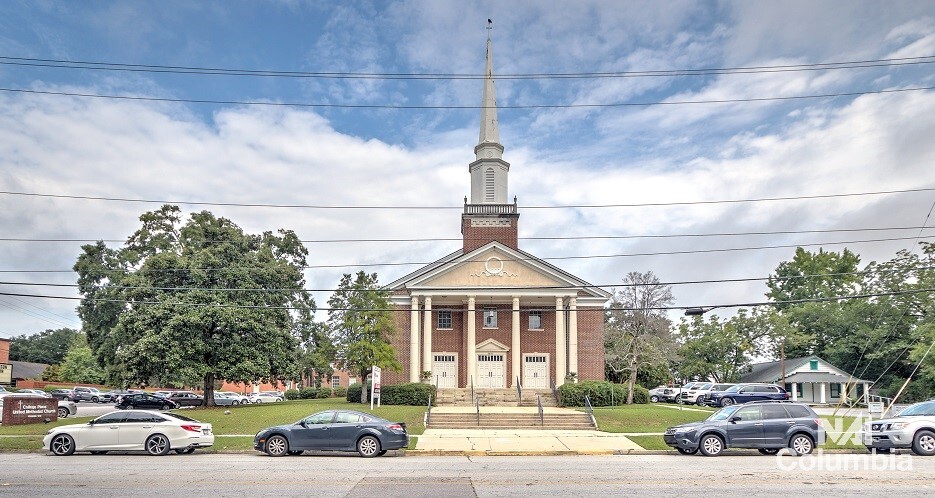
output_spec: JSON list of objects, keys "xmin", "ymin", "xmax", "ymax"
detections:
[
  {"xmin": 707, "ymin": 406, "xmax": 741, "ymax": 421},
  {"xmin": 695, "ymin": 383, "xmax": 713, "ymax": 390},
  {"xmin": 162, "ymin": 412, "xmax": 199, "ymax": 422},
  {"xmin": 722, "ymin": 385, "xmax": 741, "ymax": 393},
  {"xmin": 898, "ymin": 401, "xmax": 935, "ymax": 417}
]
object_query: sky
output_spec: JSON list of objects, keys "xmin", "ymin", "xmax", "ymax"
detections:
[{"xmin": 0, "ymin": 0, "xmax": 934, "ymax": 339}]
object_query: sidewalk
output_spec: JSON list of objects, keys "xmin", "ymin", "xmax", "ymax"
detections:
[{"xmin": 413, "ymin": 428, "xmax": 644, "ymax": 455}]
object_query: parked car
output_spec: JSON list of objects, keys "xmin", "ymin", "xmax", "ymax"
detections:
[
  {"xmin": 72, "ymin": 386, "xmax": 103, "ymax": 403},
  {"xmin": 49, "ymin": 389, "xmax": 77, "ymax": 401},
  {"xmin": 165, "ymin": 391, "xmax": 205, "ymax": 408},
  {"xmin": 249, "ymin": 392, "xmax": 284, "ymax": 404},
  {"xmin": 698, "ymin": 383, "xmax": 737, "ymax": 407},
  {"xmin": 218, "ymin": 391, "xmax": 250, "ymax": 404},
  {"xmin": 648, "ymin": 386, "xmax": 668, "ymax": 403},
  {"xmin": 16, "ymin": 389, "xmax": 52, "ymax": 398},
  {"xmin": 707, "ymin": 383, "xmax": 789, "ymax": 407},
  {"xmin": 212, "ymin": 393, "xmax": 240, "ymax": 406},
  {"xmin": 661, "ymin": 382, "xmax": 700, "ymax": 403},
  {"xmin": 116, "ymin": 393, "xmax": 179, "ymax": 411},
  {"xmin": 253, "ymin": 409, "xmax": 409, "ymax": 457},
  {"xmin": 43, "ymin": 410, "xmax": 214, "ymax": 456},
  {"xmin": 680, "ymin": 382, "xmax": 714, "ymax": 405},
  {"xmin": 99, "ymin": 390, "xmax": 139, "ymax": 403},
  {"xmin": 863, "ymin": 400, "xmax": 935, "ymax": 456},
  {"xmin": 664, "ymin": 400, "xmax": 825, "ymax": 457}
]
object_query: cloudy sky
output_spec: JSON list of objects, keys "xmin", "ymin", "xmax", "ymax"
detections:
[{"xmin": 1, "ymin": 1, "xmax": 934, "ymax": 339}]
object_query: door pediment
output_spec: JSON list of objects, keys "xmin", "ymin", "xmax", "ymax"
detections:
[{"xmin": 476, "ymin": 338, "xmax": 510, "ymax": 352}]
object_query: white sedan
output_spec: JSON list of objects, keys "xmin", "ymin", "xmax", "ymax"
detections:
[
  {"xmin": 249, "ymin": 393, "xmax": 284, "ymax": 403},
  {"xmin": 43, "ymin": 410, "xmax": 214, "ymax": 456}
]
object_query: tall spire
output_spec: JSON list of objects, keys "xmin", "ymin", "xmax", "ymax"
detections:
[
  {"xmin": 479, "ymin": 21, "xmax": 500, "ymax": 145},
  {"xmin": 469, "ymin": 19, "xmax": 510, "ymax": 204}
]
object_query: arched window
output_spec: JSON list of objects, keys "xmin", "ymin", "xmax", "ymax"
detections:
[{"xmin": 485, "ymin": 168, "xmax": 495, "ymax": 202}]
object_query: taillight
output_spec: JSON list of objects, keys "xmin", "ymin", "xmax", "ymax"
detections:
[
  {"xmin": 814, "ymin": 419, "xmax": 823, "ymax": 427},
  {"xmin": 387, "ymin": 424, "xmax": 404, "ymax": 432},
  {"xmin": 180, "ymin": 425, "xmax": 202, "ymax": 432}
]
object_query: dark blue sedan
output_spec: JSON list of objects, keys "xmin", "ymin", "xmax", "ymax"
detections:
[
  {"xmin": 707, "ymin": 383, "xmax": 789, "ymax": 407},
  {"xmin": 254, "ymin": 410, "xmax": 409, "ymax": 458}
]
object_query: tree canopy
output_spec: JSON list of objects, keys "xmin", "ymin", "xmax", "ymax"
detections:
[
  {"xmin": 73, "ymin": 205, "xmax": 313, "ymax": 403},
  {"xmin": 9, "ymin": 328, "xmax": 80, "ymax": 364}
]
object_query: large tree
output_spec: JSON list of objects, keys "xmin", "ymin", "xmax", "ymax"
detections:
[
  {"xmin": 766, "ymin": 247, "xmax": 861, "ymax": 308},
  {"xmin": 327, "ymin": 271, "xmax": 401, "ymax": 402},
  {"xmin": 9, "ymin": 328, "xmax": 80, "ymax": 364},
  {"xmin": 605, "ymin": 271, "xmax": 677, "ymax": 404},
  {"xmin": 58, "ymin": 334, "xmax": 106, "ymax": 384},
  {"xmin": 74, "ymin": 205, "xmax": 313, "ymax": 405}
]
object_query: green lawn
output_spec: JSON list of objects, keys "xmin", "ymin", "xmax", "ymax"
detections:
[{"xmin": 0, "ymin": 399, "xmax": 427, "ymax": 452}]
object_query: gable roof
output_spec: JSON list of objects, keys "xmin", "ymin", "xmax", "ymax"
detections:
[
  {"xmin": 387, "ymin": 241, "xmax": 610, "ymax": 303},
  {"xmin": 11, "ymin": 361, "xmax": 49, "ymax": 381},
  {"xmin": 740, "ymin": 356, "xmax": 869, "ymax": 384}
]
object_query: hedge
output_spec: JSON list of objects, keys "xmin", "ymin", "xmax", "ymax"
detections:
[
  {"xmin": 346, "ymin": 382, "xmax": 435, "ymax": 406},
  {"xmin": 284, "ymin": 389, "xmax": 300, "ymax": 400},
  {"xmin": 299, "ymin": 387, "xmax": 319, "ymax": 399},
  {"xmin": 558, "ymin": 381, "xmax": 649, "ymax": 406},
  {"xmin": 333, "ymin": 387, "xmax": 347, "ymax": 398}
]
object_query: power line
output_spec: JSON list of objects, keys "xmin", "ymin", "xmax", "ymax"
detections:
[
  {"xmin": 0, "ymin": 225, "xmax": 930, "ymax": 244},
  {"xmin": 0, "ymin": 186, "xmax": 931, "ymax": 210},
  {"xmin": 0, "ymin": 287, "xmax": 931, "ymax": 312},
  {"xmin": 2, "ymin": 266, "xmax": 930, "ymax": 294},
  {"xmin": 1, "ymin": 85, "xmax": 931, "ymax": 110},
  {"xmin": 1, "ymin": 235, "xmax": 931, "ymax": 274},
  {"xmin": 2, "ymin": 54, "xmax": 933, "ymax": 79}
]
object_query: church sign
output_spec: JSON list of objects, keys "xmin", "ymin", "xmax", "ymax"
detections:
[{"xmin": 1, "ymin": 396, "xmax": 58, "ymax": 425}]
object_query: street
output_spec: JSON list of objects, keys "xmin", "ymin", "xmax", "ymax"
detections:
[{"xmin": 3, "ymin": 452, "xmax": 933, "ymax": 496}]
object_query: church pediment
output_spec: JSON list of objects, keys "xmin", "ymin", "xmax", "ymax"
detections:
[{"xmin": 413, "ymin": 245, "xmax": 565, "ymax": 289}]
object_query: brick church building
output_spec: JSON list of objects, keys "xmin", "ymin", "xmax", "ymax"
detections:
[{"xmin": 383, "ymin": 32, "xmax": 609, "ymax": 390}]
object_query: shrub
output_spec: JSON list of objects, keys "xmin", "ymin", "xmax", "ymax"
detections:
[
  {"xmin": 346, "ymin": 382, "xmax": 370, "ymax": 403},
  {"xmin": 380, "ymin": 383, "xmax": 435, "ymax": 406},
  {"xmin": 299, "ymin": 387, "xmax": 319, "ymax": 399},
  {"xmin": 284, "ymin": 389, "xmax": 300, "ymax": 400},
  {"xmin": 333, "ymin": 387, "xmax": 347, "ymax": 398},
  {"xmin": 316, "ymin": 388, "xmax": 332, "ymax": 399},
  {"xmin": 558, "ymin": 381, "xmax": 649, "ymax": 406}
]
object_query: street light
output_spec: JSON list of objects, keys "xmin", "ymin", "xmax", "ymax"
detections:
[{"xmin": 684, "ymin": 306, "xmax": 719, "ymax": 316}]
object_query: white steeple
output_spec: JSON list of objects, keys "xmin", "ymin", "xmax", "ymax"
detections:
[{"xmin": 469, "ymin": 21, "xmax": 510, "ymax": 204}]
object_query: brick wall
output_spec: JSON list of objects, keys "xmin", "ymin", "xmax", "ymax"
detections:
[
  {"xmin": 461, "ymin": 215, "xmax": 519, "ymax": 252},
  {"xmin": 575, "ymin": 306, "xmax": 606, "ymax": 381},
  {"xmin": 0, "ymin": 338, "xmax": 9, "ymax": 364}
]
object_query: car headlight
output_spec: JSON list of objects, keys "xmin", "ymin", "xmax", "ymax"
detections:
[
  {"xmin": 46, "ymin": 430, "xmax": 54, "ymax": 435},
  {"xmin": 674, "ymin": 427, "xmax": 694, "ymax": 433},
  {"xmin": 890, "ymin": 422, "xmax": 908, "ymax": 430}
]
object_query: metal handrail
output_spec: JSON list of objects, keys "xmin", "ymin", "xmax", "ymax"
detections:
[
  {"xmin": 537, "ymin": 395, "xmax": 544, "ymax": 427},
  {"xmin": 584, "ymin": 395, "xmax": 598, "ymax": 430},
  {"xmin": 471, "ymin": 375, "xmax": 474, "ymax": 401},
  {"xmin": 476, "ymin": 395, "xmax": 481, "ymax": 426},
  {"xmin": 550, "ymin": 380, "xmax": 559, "ymax": 404},
  {"xmin": 516, "ymin": 376, "xmax": 522, "ymax": 402},
  {"xmin": 426, "ymin": 386, "xmax": 433, "ymax": 427}
]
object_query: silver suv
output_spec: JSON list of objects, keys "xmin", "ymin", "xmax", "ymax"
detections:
[
  {"xmin": 72, "ymin": 386, "xmax": 102, "ymax": 403},
  {"xmin": 863, "ymin": 400, "xmax": 935, "ymax": 455}
]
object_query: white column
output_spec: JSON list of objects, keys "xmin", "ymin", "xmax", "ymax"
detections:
[
  {"xmin": 410, "ymin": 297, "xmax": 420, "ymax": 383},
  {"xmin": 819, "ymin": 382, "xmax": 826, "ymax": 404},
  {"xmin": 863, "ymin": 382, "xmax": 870, "ymax": 405},
  {"xmin": 512, "ymin": 297, "xmax": 520, "ymax": 388},
  {"xmin": 555, "ymin": 297, "xmax": 566, "ymax": 387},
  {"xmin": 791, "ymin": 383, "xmax": 798, "ymax": 401},
  {"xmin": 422, "ymin": 297, "xmax": 432, "ymax": 381},
  {"xmin": 468, "ymin": 297, "xmax": 476, "ymax": 388},
  {"xmin": 568, "ymin": 297, "xmax": 578, "ymax": 382}
]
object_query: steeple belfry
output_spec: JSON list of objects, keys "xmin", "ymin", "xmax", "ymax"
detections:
[
  {"xmin": 469, "ymin": 22, "xmax": 510, "ymax": 204},
  {"xmin": 462, "ymin": 20, "xmax": 519, "ymax": 253}
]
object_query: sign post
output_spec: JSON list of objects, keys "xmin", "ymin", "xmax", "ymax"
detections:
[{"xmin": 370, "ymin": 366, "xmax": 382, "ymax": 411}]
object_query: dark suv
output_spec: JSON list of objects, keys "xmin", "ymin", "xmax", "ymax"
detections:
[
  {"xmin": 664, "ymin": 401, "xmax": 825, "ymax": 457},
  {"xmin": 116, "ymin": 393, "xmax": 179, "ymax": 411},
  {"xmin": 707, "ymin": 383, "xmax": 789, "ymax": 407}
]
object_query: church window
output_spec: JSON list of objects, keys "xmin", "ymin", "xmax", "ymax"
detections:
[
  {"xmin": 483, "ymin": 307, "xmax": 497, "ymax": 328},
  {"xmin": 437, "ymin": 310, "xmax": 452, "ymax": 329},
  {"xmin": 485, "ymin": 168, "xmax": 495, "ymax": 202},
  {"xmin": 528, "ymin": 310, "xmax": 543, "ymax": 330}
]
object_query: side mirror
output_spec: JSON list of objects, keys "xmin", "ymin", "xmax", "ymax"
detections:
[
  {"xmin": 299, "ymin": 420, "xmax": 308, "ymax": 428},
  {"xmin": 729, "ymin": 416, "xmax": 741, "ymax": 423},
  {"xmin": 87, "ymin": 419, "xmax": 96, "ymax": 425}
]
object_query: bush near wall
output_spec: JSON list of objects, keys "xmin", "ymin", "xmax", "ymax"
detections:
[
  {"xmin": 317, "ymin": 388, "xmax": 332, "ymax": 399},
  {"xmin": 300, "ymin": 387, "xmax": 319, "ymax": 399},
  {"xmin": 558, "ymin": 381, "xmax": 650, "ymax": 406},
  {"xmin": 346, "ymin": 382, "xmax": 434, "ymax": 405},
  {"xmin": 333, "ymin": 387, "xmax": 347, "ymax": 398},
  {"xmin": 284, "ymin": 389, "xmax": 300, "ymax": 400}
]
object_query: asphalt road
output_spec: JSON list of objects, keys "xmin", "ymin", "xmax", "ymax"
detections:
[{"xmin": 3, "ymin": 452, "xmax": 934, "ymax": 496}]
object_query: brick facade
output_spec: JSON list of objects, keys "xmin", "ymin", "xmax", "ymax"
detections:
[{"xmin": 461, "ymin": 214, "xmax": 519, "ymax": 252}]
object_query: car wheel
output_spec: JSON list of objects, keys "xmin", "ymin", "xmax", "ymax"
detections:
[
  {"xmin": 696, "ymin": 399, "xmax": 706, "ymax": 406},
  {"xmin": 789, "ymin": 434, "xmax": 814, "ymax": 456},
  {"xmin": 90, "ymin": 397, "xmax": 99, "ymax": 403},
  {"xmin": 145, "ymin": 434, "xmax": 171, "ymax": 456},
  {"xmin": 911, "ymin": 430, "xmax": 935, "ymax": 456},
  {"xmin": 265, "ymin": 435, "xmax": 289, "ymax": 457},
  {"xmin": 50, "ymin": 434, "xmax": 75, "ymax": 456},
  {"xmin": 161, "ymin": 404, "xmax": 171, "ymax": 411},
  {"xmin": 719, "ymin": 398, "xmax": 734, "ymax": 407},
  {"xmin": 758, "ymin": 448, "xmax": 780, "ymax": 455},
  {"xmin": 698, "ymin": 434, "xmax": 724, "ymax": 457},
  {"xmin": 649, "ymin": 395, "xmax": 659, "ymax": 403},
  {"xmin": 57, "ymin": 407, "xmax": 69, "ymax": 419},
  {"xmin": 676, "ymin": 447, "xmax": 698, "ymax": 455},
  {"xmin": 90, "ymin": 451, "xmax": 108, "ymax": 455},
  {"xmin": 288, "ymin": 450, "xmax": 303, "ymax": 456},
  {"xmin": 357, "ymin": 435, "xmax": 381, "ymax": 458},
  {"xmin": 124, "ymin": 404, "xmax": 133, "ymax": 410},
  {"xmin": 175, "ymin": 448, "xmax": 196, "ymax": 454}
]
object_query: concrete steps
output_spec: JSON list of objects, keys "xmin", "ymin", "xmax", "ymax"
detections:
[
  {"xmin": 434, "ymin": 388, "xmax": 558, "ymax": 407},
  {"xmin": 427, "ymin": 411, "xmax": 595, "ymax": 430}
]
